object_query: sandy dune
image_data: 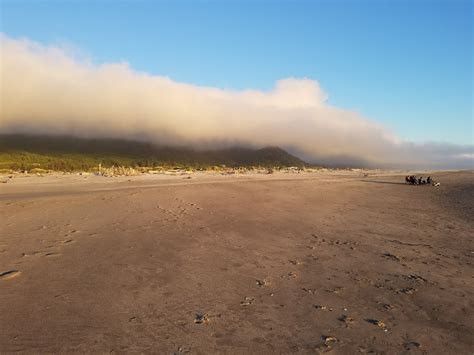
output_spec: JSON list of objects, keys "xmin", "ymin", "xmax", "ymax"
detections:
[{"xmin": 0, "ymin": 171, "xmax": 473, "ymax": 353}]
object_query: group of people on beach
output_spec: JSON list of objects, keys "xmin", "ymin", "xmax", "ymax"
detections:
[{"xmin": 405, "ymin": 175, "xmax": 439, "ymax": 186}]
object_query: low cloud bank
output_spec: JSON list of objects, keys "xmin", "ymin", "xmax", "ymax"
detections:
[{"xmin": 1, "ymin": 34, "xmax": 472, "ymax": 169}]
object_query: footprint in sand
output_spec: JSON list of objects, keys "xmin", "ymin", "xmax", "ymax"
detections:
[
  {"xmin": 337, "ymin": 314, "xmax": 355, "ymax": 326},
  {"xmin": 22, "ymin": 251, "xmax": 43, "ymax": 257},
  {"xmin": 404, "ymin": 274, "xmax": 428, "ymax": 283},
  {"xmin": 302, "ymin": 287, "xmax": 316, "ymax": 294},
  {"xmin": 397, "ymin": 287, "xmax": 417, "ymax": 294},
  {"xmin": 44, "ymin": 252, "xmax": 61, "ymax": 257},
  {"xmin": 378, "ymin": 303, "xmax": 397, "ymax": 311},
  {"xmin": 0, "ymin": 270, "xmax": 21, "ymax": 280},
  {"xmin": 404, "ymin": 341, "xmax": 421, "ymax": 350},
  {"xmin": 325, "ymin": 286, "xmax": 345, "ymax": 294},
  {"xmin": 383, "ymin": 253, "xmax": 401, "ymax": 262},
  {"xmin": 282, "ymin": 272, "xmax": 298, "ymax": 280}
]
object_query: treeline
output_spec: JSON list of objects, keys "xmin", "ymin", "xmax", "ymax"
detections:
[{"xmin": 0, "ymin": 134, "xmax": 307, "ymax": 171}]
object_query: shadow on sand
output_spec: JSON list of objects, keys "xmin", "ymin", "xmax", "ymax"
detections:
[{"xmin": 361, "ymin": 180, "xmax": 407, "ymax": 185}]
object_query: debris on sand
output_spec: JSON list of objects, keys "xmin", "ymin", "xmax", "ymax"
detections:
[
  {"xmin": 315, "ymin": 335, "xmax": 339, "ymax": 353},
  {"xmin": 289, "ymin": 259, "xmax": 302, "ymax": 265},
  {"xmin": 0, "ymin": 270, "xmax": 21, "ymax": 280},
  {"xmin": 383, "ymin": 253, "xmax": 401, "ymax": 262},
  {"xmin": 338, "ymin": 314, "xmax": 354, "ymax": 325},
  {"xmin": 313, "ymin": 305, "xmax": 333, "ymax": 311},
  {"xmin": 321, "ymin": 335, "xmax": 338, "ymax": 344},
  {"xmin": 256, "ymin": 279, "xmax": 269, "ymax": 287},
  {"xmin": 174, "ymin": 345, "xmax": 191, "ymax": 354},
  {"xmin": 240, "ymin": 296, "xmax": 255, "ymax": 306},
  {"xmin": 314, "ymin": 343, "xmax": 332, "ymax": 353},
  {"xmin": 366, "ymin": 319, "xmax": 387, "ymax": 330},
  {"xmin": 194, "ymin": 312, "xmax": 210, "ymax": 324},
  {"xmin": 194, "ymin": 312, "xmax": 221, "ymax": 324}
]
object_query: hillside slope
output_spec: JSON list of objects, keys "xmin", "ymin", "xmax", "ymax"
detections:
[{"xmin": 0, "ymin": 134, "xmax": 307, "ymax": 171}]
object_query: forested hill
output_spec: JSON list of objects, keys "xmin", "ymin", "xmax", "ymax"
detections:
[{"xmin": 0, "ymin": 134, "xmax": 307, "ymax": 171}]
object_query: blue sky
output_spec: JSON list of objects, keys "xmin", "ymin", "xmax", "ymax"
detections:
[{"xmin": 1, "ymin": 0, "xmax": 472, "ymax": 145}]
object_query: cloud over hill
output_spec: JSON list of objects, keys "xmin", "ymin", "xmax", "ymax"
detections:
[{"xmin": 1, "ymin": 34, "xmax": 472, "ymax": 169}]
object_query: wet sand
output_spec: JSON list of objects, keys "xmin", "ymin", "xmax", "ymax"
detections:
[{"xmin": 0, "ymin": 170, "xmax": 473, "ymax": 353}]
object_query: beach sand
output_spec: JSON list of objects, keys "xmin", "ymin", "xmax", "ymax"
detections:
[{"xmin": 0, "ymin": 170, "xmax": 472, "ymax": 353}]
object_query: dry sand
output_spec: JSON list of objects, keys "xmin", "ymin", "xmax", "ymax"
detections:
[{"xmin": 0, "ymin": 170, "xmax": 473, "ymax": 353}]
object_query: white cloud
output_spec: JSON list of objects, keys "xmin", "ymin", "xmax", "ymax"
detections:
[{"xmin": 1, "ymin": 34, "xmax": 472, "ymax": 169}]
